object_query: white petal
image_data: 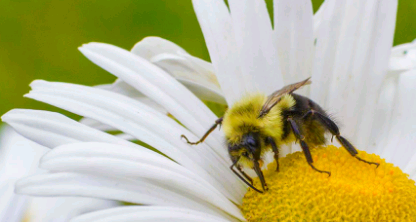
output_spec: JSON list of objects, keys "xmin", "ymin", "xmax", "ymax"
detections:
[
  {"xmin": 313, "ymin": 0, "xmax": 326, "ymax": 35},
  {"xmin": 79, "ymin": 117, "xmax": 116, "ymax": 132},
  {"xmin": 2, "ymin": 109, "xmax": 135, "ymax": 149},
  {"xmin": 131, "ymin": 37, "xmax": 226, "ymax": 104},
  {"xmin": 389, "ymin": 40, "xmax": 416, "ymax": 72},
  {"xmin": 131, "ymin": 36, "xmax": 188, "ymax": 60},
  {"xmin": 26, "ymin": 197, "xmax": 118, "ymax": 222},
  {"xmin": 0, "ymin": 183, "xmax": 27, "ymax": 222},
  {"xmin": 310, "ymin": 0, "xmax": 347, "ymax": 107},
  {"xmin": 96, "ymin": 79, "xmax": 167, "ymax": 113},
  {"xmin": 25, "ymin": 80, "xmax": 245, "ymax": 202},
  {"xmin": 228, "ymin": 0, "xmax": 283, "ymax": 96},
  {"xmin": 40, "ymin": 142, "xmax": 243, "ymax": 219},
  {"xmin": 71, "ymin": 206, "xmax": 234, "ymax": 222},
  {"xmin": 78, "ymin": 43, "xmax": 227, "ymax": 160},
  {"xmin": 192, "ymin": 0, "xmax": 245, "ymax": 104},
  {"xmin": 311, "ymin": 0, "xmax": 397, "ymax": 149},
  {"xmin": 0, "ymin": 127, "xmax": 47, "ymax": 222},
  {"xmin": 150, "ymin": 53, "xmax": 225, "ymax": 104},
  {"xmin": 379, "ymin": 70, "xmax": 416, "ymax": 172},
  {"xmin": 367, "ymin": 74, "xmax": 399, "ymax": 153},
  {"xmin": 274, "ymin": 0, "xmax": 314, "ymax": 87},
  {"xmin": 390, "ymin": 40, "xmax": 416, "ymax": 57},
  {"xmin": 15, "ymin": 172, "xmax": 236, "ymax": 221}
]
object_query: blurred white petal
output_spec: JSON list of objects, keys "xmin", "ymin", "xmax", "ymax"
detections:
[
  {"xmin": 71, "ymin": 206, "xmax": 233, "ymax": 222},
  {"xmin": 26, "ymin": 197, "xmax": 117, "ymax": 222},
  {"xmin": 0, "ymin": 126, "xmax": 46, "ymax": 222},
  {"xmin": 0, "ymin": 127, "xmax": 117, "ymax": 222}
]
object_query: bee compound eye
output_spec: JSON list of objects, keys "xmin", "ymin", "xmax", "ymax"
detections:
[{"xmin": 242, "ymin": 151, "xmax": 249, "ymax": 157}]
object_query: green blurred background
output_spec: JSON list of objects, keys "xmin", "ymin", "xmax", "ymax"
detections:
[{"xmin": 0, "ymin": 0, "xmax": 415, "ymax": 119}]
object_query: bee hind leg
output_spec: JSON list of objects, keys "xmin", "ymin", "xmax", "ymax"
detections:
[
  {"xmin": 287, "ymin": 118, "xmax": 331, "ymax": 177},
  {"xmin": 303, "ymin": 110, "xmax": 379, "ymax": 168},
  {"xmin": 181, "ymin": 117, "xmax": 223, "ymax": 145}
]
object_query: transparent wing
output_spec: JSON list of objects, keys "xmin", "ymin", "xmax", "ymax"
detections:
[{"xmin": 259, "ymin": 77, "xmax": 311, "ymax": 117}]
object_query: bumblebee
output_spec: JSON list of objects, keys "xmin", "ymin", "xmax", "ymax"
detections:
[{"xmin": 181, "ymin": 78, "xmax": 379, "ymax": 193}]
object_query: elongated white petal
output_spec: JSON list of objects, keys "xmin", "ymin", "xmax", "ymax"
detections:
[
  {"xmin": 40, "ymin": 142, "xmax": 243, "ymax": 219},
  {"xmin": 2, "ymin": 109, "xmax": 135, "ymax": 149},
  {"xmin": 71, "ymin": 206, "xmax": 234, "ymax": 222},
  {"xmin": 390, "ymin": 40, "xmax": 416, "ymax": 57},
  {"xmin": 313, "ymin": 0, "xmax": 326, "ymax": 35},
  {"xmin": 99, "ymin": 80, "xmax": 169, "ymax": 115},
  {"xmin": 389, "ymin": 40, "xmax": 416, "ymax": 73},
  {"xmin": 150, "ymin": 53, "xmax": 225, "ymax": 104},
  {"xmin": 26, "ymin": 197, "xmax": 118, "ymax": 222},
  {"xmin": 131, "ymin": 36, "xmax": 188, "ymax": 60},
  {"xmin": 25, "ymin": 80, "xmax": 245, "ymax": 202},
  {"xmin": 228, "ymin": 0, "xmax": 283, "ymax": 96},
  {"xmin": 192, "ymin": 0, "xmax": 245, "ymax": 104},
  {"xmin": 131, "ymin": 37, "xmax": 226, "ymax": 104},
  {"xmin": 0, "ymin": 127, "xmax": 46, "ymax": 222},
  {"xmin": 380, "ymin": 70, "xmax": 416, "ymax": 172},
  {"xmin": 78, "ymin": 43, "xmax": 227, "ymax": 160},
  {"xmin": 347, "ymin": 0, "xmax": 397, "ymax": 149},
  {"xmin": 367, "ymin": 74, "xmax": 399, "ymax": 153},
  {"xmin": 15, "ymin": 172, "xmax": 237, "ymax": 221},
  {"xmin": 95, "ymin": 79, "xmax": 143, "ymax": 100},
  {"xmin": 0, "ymin": 182, "xmax": 27, "ymax": 222},
  {"xmin": 274, "ymin": 0, "xmax": 314, "ymax": 87},
  {"xmin": 311, "ymin": 0, "xmax": 397, "ymax": 150},
  {"xmin": 79, "ymin": 117, "xmax": 117, "ymax": 132}
]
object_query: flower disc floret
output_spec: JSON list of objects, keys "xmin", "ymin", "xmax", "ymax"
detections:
[{"xmin": 242, "ymin": 145, "xmax": 416, "ymax": 221}]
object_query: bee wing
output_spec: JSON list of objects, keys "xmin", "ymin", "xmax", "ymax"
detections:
[{"xmin": 259, "ymin": 77, "xmax": 311, "ymax": 117}]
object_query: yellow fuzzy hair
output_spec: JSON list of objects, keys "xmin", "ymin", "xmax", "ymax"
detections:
[{"xmin": 222, "ymin": 93, "xmax": 296, "ymax": 145}]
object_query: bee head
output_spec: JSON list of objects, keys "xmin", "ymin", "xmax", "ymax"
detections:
[{"xmin": 228, "ymin": 132, "xmax": 261, "ymax": 168}]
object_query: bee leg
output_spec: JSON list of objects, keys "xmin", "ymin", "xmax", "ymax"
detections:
[
  {"xmin": 306, "ymin": 111, "xmax": 380, "ymax": 168},
  {"xmin": 267, "ymin": 137, "xmax": 280, "ymax": 172},
  {"xmin": 237, "ymin": 165, "xmax": 253, "ymax": 185},
  {"xmin": 230, "ymin": 158, "xmax": 263, "ymax": 193},
  {"xmin": 288, "ymin": 118, "xmax": 331, "ymax": 177},
  {"xmin": 181, "ymin": 117, "xmax": 223, "ymax": 145}
]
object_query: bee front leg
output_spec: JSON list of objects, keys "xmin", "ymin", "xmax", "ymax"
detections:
[
  {"xmin": 267, "ymin": 137, "xmax": 280, "ymax": 172},
  {"xmin": 287, "ymin": 118, "xmax": 331, "ymax": 177},
  {"xmin": 230, "ymin": 158, "xmax": 263, "ymax": 193},
  {"xmin": 181, "ymin": 117, "xmax": 223, "ymax": 145},
  {"xmin": 237, "ymin": 165, "xmax": 253, "ymax": 185}
]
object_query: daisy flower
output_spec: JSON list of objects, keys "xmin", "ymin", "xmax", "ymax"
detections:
[{"xmin": 3, "ymin": 0, "xmax": 416, "ymax": 221}]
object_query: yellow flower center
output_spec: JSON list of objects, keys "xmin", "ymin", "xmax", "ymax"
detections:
[{"xmin": 241, "ymin": 145, "xmax": 416, "ymax": 221}]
